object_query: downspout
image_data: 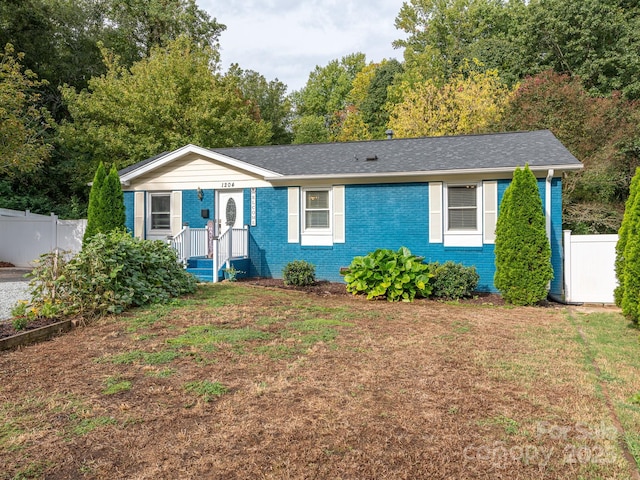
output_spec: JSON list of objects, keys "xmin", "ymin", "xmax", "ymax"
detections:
[
  {"xmin": 545, "ymin": 169, "xmax": 580, "ymax": 305},
  {"xmin": 545, "ymin": 169, "xmax": 553, "ymax": 243}
]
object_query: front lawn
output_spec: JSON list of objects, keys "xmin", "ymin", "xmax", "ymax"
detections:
[{"xmin": 0, "ymin": 284, "xmax": 638, "ymax": 479}]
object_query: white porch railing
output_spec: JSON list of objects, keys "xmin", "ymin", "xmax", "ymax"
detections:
[{"xmin": 169, "ymin": 224, "xmax": 249, "ymax": 282}]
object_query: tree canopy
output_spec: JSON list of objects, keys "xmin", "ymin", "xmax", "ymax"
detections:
[
  {"xmin": 59, "ymin": 37, "xmax": 271, "ymax": 176},
  {"xmin": 0, "ymin": 44, "xmax": 52, "ymax": 177},
  {"xmin": 2, "ymin": 0, "xmax": 640, "ymax": 235}
]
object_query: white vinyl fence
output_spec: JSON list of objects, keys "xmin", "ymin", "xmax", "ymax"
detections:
[
  {"xmin": 0, "ymin": 208, "xmax": 86, "ymax": 267},
  {"xmin": 563, "ymin": 230, "xmax": 618, "ymax": 304}
]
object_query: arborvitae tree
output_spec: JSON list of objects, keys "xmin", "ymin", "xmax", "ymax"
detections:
[
  {"xmin": 494, "ymin": 165, "xmax": 553, "ymax": 305},
  {"xmin": 621, "ymin": 178, "xmax": 640, "ymax": 323},
  {"xmin": 99, "ymin": 165, "xmax": 125, "ymax": 234},
  {"xmin": 615, "ymin": 167, "xmax": 640, "ymax": 306},
  {"xmin": 83, "ymin": 162, "xmax": 106, "ymax": 244}
]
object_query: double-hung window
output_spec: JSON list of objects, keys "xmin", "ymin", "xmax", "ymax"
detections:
[
  {"xmin": 430, "ymin": 180, "xmax": 497, "ymax": 247},
  {"xmin": 447, "ymin": 185, "xmax": 478, "ymax": 231},
  {"xmin": 304, "ymin": 190, "xmax": 330, "ymax": 231},
  {"xmin": 149, "ymin": 193, "xmax": 171, "ymax": 231},
  {"xmin": 288, "ymin": 186, "xmax": 345, "ymax": 246}
]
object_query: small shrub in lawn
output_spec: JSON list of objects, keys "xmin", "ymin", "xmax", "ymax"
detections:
[
  {"xmin": 342, "ymin": 247, "xmax": 433, "ymax": 302},
  {"xmin": 429, "ymin": 261, "xmax": 479, "ymax": 300},
  {"xmin": 283, "ymin": 260, "xmax": 316, "ymax": 286}
]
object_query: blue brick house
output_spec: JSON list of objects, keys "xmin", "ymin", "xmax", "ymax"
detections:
[{"xmin": 118, "ymin": 130, "xmax": 582, "ymax": 294}]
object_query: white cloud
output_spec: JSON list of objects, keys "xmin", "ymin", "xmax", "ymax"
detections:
[{"xmin": 199, "ymin": 0, "xmax": 405, "ymax": 92}]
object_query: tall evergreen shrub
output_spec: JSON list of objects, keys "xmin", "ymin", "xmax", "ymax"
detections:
[
  {"xmin": 494, "ymin": 165, "xmax": 553, "ymax": 305},
  {"xmin": 620, "ymin": 172, "xmax": 640, "ymax": 323},
  {"xmin": 100, "ymin": 165, "xmax": 126, "ymax": 233},
  {"xmin": 83, "ymin": 162, "xmax": 106, "ymax": 244},
  {"xmin": 615, "ymin": 167, "xmax": 640, "ymax": 307}
]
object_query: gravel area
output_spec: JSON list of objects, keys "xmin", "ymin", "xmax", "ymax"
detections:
[{"xmin": 0, "ymin": 281, "xmax": 31, "ymax": 321}]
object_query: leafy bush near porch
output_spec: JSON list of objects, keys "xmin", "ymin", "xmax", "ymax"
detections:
[
  {"xmin": 16, "ymin": 230, "xmax": 197, "ymax": 319},
  {"xmin": 283, "ymin": 260, "xmax": 316, "ymax": 286},
  {"xmin": 342, "ymin": 247, "xmax": 433, "ymax": 302},
  {"xmin": 429, "ymin": 261, "xmax": 479, "ymax": 300}
]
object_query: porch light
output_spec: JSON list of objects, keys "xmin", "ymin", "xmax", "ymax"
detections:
[{"xmin": 197, "ymin": 187, "xmax": 204, "ymax": 201}]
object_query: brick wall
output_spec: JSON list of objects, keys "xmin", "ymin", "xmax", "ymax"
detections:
[{"xmin": 125, "ymin": 177, "xmax": 565, "ymax": 294}]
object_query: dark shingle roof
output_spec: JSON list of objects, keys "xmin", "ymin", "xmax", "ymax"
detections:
[
  {"xmin": 120, "ymin": 130, "xmax": 582, "ymax": 179},
  {"xmin": 211, "ymin": 130, "xmax": 580, "ymax": 176}
]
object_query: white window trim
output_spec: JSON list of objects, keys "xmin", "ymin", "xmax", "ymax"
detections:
[
  {"xmin": 147, "ymin": 192, "xmax": 172, "ymax": 233},
  {"xmin": 301, "ymin": 187, "xmax": 333, "ymax": 246},
  {"xmin": 443, "ymin": 182, "xmax": 483, "ymax": 247}
]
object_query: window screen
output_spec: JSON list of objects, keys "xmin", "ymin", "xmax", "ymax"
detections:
[
  {"xmin": 448, "ymin": 185, "xmax": 477, "ymax": 230},
  {"xmin": 305, "ymin": 190, "xmax": 330, "ymax": 229},
  {"xmin": 150, "ymin": 194, "xmax": 171, "ymax": 230}
]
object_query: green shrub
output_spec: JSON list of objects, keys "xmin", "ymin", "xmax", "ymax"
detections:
[
  {"xmin": 429, "ymin": 261, "xmax": 479, "ymax": 300},
  {"xmin": 616, "ymin": 167, "xmax": 640, "ymax": 307},
  {"xmin": 83, "ymin": 162, "xmax": 106, "ymax": 244},
  {"xmin": 83, "ymin": 163, "xmax": 125, "ymax": 245},
  {"xmin": 342, "ymin": 247, "xmax": 433, "ymax": 302},
  {"xmin": 283, "ymin": 260, "xmax": 316, "ymax": 286},
  {"xmin": 24, "ymin": 231, "xmax": 197, "ymax": 318},
  {"xmin": 494, "ymin": 165, "xmax": 553, "ymax": 305},
  {"xmin": 621, "ymin": 182, "xmax": 640, "ymax": 323}
]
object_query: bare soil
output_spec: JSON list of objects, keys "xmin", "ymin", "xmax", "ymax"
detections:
[
  {"xmin": 0, "ymin": 317, "xmax": 64, "ymax": 340},
  {"xmin": 0, "ymin": 283, "xmax": 632, "ymax": 479}
]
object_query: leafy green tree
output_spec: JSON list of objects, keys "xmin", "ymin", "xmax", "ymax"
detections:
[
  {"xmin": 60, "ymin": 37, "xmax": 271, "ymax": 175},
  {"xmin": 388, "ymin": 63, "xmax": 513, "ymax": 138},
  {"xmin": 393, "ymin": 0, "xmax": 527, "ymax": 86},
  {"xmin": 292, "ymin": 53, "xmax": 367, "ymax": 142},
  {"xmin": 0, "ymin": 44, "xmax": 53, "ymax": 177},
  {"xmin": 103, "ymin": 0, "xmax": 226, "ymax": 66},
  {"xmin": 360, "ymin": 59, "xmax": 403, "ymax": 138},
  {"xmin": 294, "ymin": 53, "xmax": 366, "ymax": 118},
  {"xmin": 226, "ymin": 64, "xmax": 292, "ymax": 144},
  {"xmin": 292, "ymin": 115, "xmax": 329, "ymax": 144},
  {"xmin": 615, "ymin": 167, "xmax": 640, "ymax": 306},
  {"xmin": 498, "ymin": 70, "xmax": 640, "ymax": 233},
  {"xmin": 523, "ymin": 0, "xmax": 640, "ymax": 99},
  {"xmin": 83, "ymin": 162, "xmax": 107, "ymax": 243},
  {"xmin": 494, "ymin": 165, "xmax": 553, "ymax": 305}
]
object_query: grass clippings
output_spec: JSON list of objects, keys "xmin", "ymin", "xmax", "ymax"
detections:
[{"xmin": 0, "ymin": 283, "xmax": 638, "ymax": 479}]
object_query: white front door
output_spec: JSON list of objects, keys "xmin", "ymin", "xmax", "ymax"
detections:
[{"xmin": 217, "ymin": 190, "xmax": 244, "ymax": 235}]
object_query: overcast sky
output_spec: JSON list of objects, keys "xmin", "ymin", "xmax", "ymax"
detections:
[{"xmin": 197, "ymin": 0, "xmax": 407, "ymax": 93}]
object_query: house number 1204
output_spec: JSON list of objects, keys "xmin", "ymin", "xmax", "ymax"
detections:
[{"xmin": 221, "ymin": 182, "xmax": 235, "ymax": 188}]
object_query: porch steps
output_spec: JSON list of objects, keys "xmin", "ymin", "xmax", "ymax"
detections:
[{"xmin": 186, "ymin": 257, "xmax": 220, "ymax": 283}]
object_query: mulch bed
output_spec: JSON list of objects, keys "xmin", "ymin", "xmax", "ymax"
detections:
[
  {"xmin": 0, "ymin": 261, "xmax": 15, "ymax": 268},
  {"xmin": 239, "ymin": 277, "xmax": 506, "ymax": 305}
]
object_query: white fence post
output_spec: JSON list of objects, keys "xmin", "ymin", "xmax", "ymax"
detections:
[
  {"xmin": 563, "ymin": 230, "xmax": 572, "ymax": 303},
  {"xmin": 51, "ymin": 213, "xmax": 58, "ymax": 251}
]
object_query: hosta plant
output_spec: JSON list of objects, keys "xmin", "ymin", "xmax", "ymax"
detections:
[{"xmin": 342, "ymin": 247, "xmax": 433, "ymax": 302}]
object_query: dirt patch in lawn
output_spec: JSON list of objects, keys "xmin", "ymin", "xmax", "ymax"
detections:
[{"xmin": 0, "ymin": 284, "xmax": 633, "ymax": 479}]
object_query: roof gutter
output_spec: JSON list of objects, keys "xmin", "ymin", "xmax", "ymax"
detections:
[{"xmin": 264, "ymin": 163, "xmax": 583, "ymax": 183}]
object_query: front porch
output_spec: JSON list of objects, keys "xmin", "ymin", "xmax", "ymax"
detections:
[{"xmin": 168, "ymin": 224, "xmax": 249, "ymax": 282}]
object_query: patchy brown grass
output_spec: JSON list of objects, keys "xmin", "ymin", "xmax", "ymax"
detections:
[{"xmin": 0, "ymin": 284, "xmax": 637, "ymax": 479}]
